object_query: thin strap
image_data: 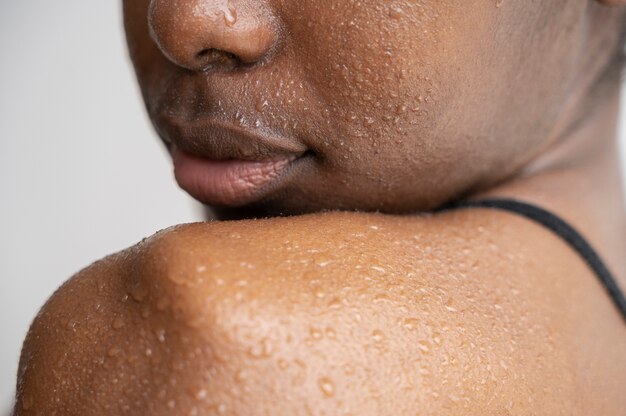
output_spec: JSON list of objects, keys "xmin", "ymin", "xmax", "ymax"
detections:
[{"xmin": 440, "ymin": 198, "xmax": 626, "ymax": 324}]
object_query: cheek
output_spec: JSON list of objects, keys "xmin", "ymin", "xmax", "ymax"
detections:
[
  {"xmin": 287, "ymin": 2, "xmax": 495, "ymax": 175},
  {"xmin": 124, "ymin": 0, "xmax": 170, "ymax": 99},
  {"xmin": 292, "ymin": 0, "xmax": 584, "ymax": 186}
]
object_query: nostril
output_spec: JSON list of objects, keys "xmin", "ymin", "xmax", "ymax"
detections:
[{"xmin": 196, "ymin": 48, "xmax": 241, "ymax": 69}]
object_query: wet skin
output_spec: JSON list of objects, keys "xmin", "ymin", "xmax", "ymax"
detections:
[
  {"xmin": 13, "ymin": 0, "xmax": 626, "ymax": 414},
  {"xmin": 126, "ymin": 0, "xmax": 623, "ymax": 217}
]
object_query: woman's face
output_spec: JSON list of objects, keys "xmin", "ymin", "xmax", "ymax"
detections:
[{"xmin": 124, "ymin": 0, "xmax": 595, "ymax": 217}]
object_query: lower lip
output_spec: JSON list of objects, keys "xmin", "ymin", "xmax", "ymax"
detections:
[{"xmin": 171, "ymin": 147, "xmax": 298, "ymax": 207}]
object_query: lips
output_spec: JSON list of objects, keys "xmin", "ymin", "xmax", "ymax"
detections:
[
  {"xmin": 157, "ymin": 113, "xmax": 309, "ymax": 207},
  {"xmin": 172, "ymin": 147, "xmax": 300, "ymax": 206}
]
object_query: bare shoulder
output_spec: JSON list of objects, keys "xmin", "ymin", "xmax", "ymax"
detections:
[{"xmin": 15, "ymin": 211, "xmax": 626, "ymax": 415}]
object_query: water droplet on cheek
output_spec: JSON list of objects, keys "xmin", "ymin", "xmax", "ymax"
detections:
[
  {"xmin": 247, "ymin": 338, "xmax": 273, "ymax": 359},
  {"xmin": 372, "ymin": 329, "xmax": 385, "ymax": 342},
  {"xmin": 318, "ymin": 377, "xmax": 335, "ymax": 397},
  {"xmin": 396, "ymin": 104, "xmax": 407, "ymax": 115},
  {"xmin": 444, "ymin": 298, "xmax": 458, "ymax": 312},
  {"xmin": 21, "ymin": 395, "xmax": 34, "ymax": 410},
  {"xmin": 418, "ymin": 340, "xmax": 431, "ymax": 353},
  {"xmin": 310, "ymin": 327, "xmax": 323, "ymax": 340},
  {"xmin": 325, "ymin": 327, "xmax": 337, "ymax": 338},
  {"xmin": 388, "ymin": 7, "xmax": 404, "ymax": 20},
  {"xmin": 195, "ymin": 389, "xmax": 208, "ymax": 401},
  {"xmin": 155, "ymin": 328, "xmax": 167, "ymax": 343},
  {"xmin": 255, "ymin": 98, "xmax": 268, "ymax": 113},
  {"xmin": 278, "ymin": 359, "xmax": 289, "ymax": 370}
]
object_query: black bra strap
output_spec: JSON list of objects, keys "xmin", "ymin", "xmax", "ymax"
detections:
[{"xmin": 439, "ymin": 198, "xmax": 626, "ymax": 324}]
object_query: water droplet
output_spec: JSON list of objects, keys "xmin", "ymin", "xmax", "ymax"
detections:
[
  {"xmin": 255, "ymin": 98, "xmax": 268, "ymax": 113},
  {"xmin": 344, "ymin": 112, "xmax": 358, "ymax": 122},
  {"xmin": 418, "ymin": 340, "xmax": 430, "ymax": 353},
  {"xmin": 156, "ymin": 297, "xmax": 170, "ymax": 311},
  {"xmin": 318, "ymin": 377, "xmax": 335, "ymax": 397},
  {"xmin": 65, "ymin": 318, "xmax": 78, "ymax": 331},
  {"xmin": 168, "ymin": 272, "xmax": 187, "ymax": 286},
  {"xmin": 96, "ymin": 277, "xmax": 106, "ymax": 294},
  {"xmin": 247, "ymin": 338, "xmax": 273, "ymax": 359},
  {"xmin": 130, "ymin": 283, "xmax": 149, "ymax": 302},
  {"xmin": 389, "ymin": 7, "xmax": 404, "ymax": 19},
  {"xmin": 374, "ymin": 293, "xmax": 391, "ymax": 302},
  {"xmin": 372, "ymin": 329, "xmax": 385, "ymax": 342},
  {"xmin": 310, "ymin": 327, "xmax": 323, "ymax": 340},
  {"xmin": 112, "ymin": 316, "xmax": 125, "ymax": 330},
  {"xmin": 21, "ymin": 395, "xmax": 34, "ymax": 410},
  {"xmin": 402, "ymin": 318, "xmax": 419, "ymax": 330},
  {"xmin": 325, "ymin": 327, "xmax": 337, "ymax": 339},
  {"xmin": 167, "ymin": 399, "xmax": 176, "ymax": 409},
  {"xmin": 108, "ymin": 347, "xmax": 122, "ymax": 357},
  {"xmin": 196, "ymin": 265, "xmax": 207, "ymax": 273},
  {"xmin": 223, "ymin": 5, "xmax": 238, "ymax": 27},
  {"xmin": 195, "ymin": 389, "xmax": 208, "ymax": 400},
  {"xmin": 235, "ymin": 369, "xmax": 247, "ymax": 383},
  {"xmin": 155, "ymin": 328, "xmax": 166, "ymax": 343},
  {"xmin": 444, "ymin": 298, "xmax": 458, "ymax": 312}
]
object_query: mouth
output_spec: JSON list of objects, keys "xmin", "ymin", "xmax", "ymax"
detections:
[
  {"xmin": 172, "ymin": 147, "xmax": 309, "ymax": 207},
  {"xmin": 157, "ymin": 114, "xmax": 311, "ymax": 207}
]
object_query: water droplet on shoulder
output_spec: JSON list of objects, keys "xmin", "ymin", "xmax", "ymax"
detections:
[
  {"xmin": 112, "ymin": 316, "xmax": 125, "ymax": 330},
  {"xmin": 388, "ymin": 7, "xmax": 405, "ymax": 20}
]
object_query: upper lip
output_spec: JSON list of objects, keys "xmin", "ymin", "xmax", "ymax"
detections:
[{"xmin": 155, "ymin": 112, "xmax": 309, "ymax": 161}]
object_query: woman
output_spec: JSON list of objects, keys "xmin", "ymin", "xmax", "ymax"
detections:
[{"xmin": 14, "ymin": 0, "xmax": 626, "ymax": 414}]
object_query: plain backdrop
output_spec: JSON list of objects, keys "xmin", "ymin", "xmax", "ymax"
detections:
[{"xmin": 1, "ymin": 1, "xmax": 625, "ymax": 407}]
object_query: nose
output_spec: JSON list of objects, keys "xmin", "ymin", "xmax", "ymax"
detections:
[{"xmin": 148, "ymin": 0, "xmax": 278, "ymax": 71}]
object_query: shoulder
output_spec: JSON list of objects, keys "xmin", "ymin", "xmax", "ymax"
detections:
[{"xmin": 15, "ymin": 210, "xmax": 626, "ymax": 415}]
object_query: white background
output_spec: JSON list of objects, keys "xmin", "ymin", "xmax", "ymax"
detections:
[{"xmin": 1, "ymin": 1, "xmax": 625, "ymax": 408}]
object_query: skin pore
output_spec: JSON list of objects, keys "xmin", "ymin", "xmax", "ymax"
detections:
[{"xmin": 13, "ymin": 0, "xmax": 626, "ymax": 415}]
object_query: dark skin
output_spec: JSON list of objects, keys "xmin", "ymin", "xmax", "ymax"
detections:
[{"xmin": 14, "ymin": 0, "xmax": 626, "ymax": 414}]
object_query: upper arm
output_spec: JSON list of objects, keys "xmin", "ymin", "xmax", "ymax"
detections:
[{"xmin": 15, "ymin": 211, "xmax": 626, "ymax": 415}]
